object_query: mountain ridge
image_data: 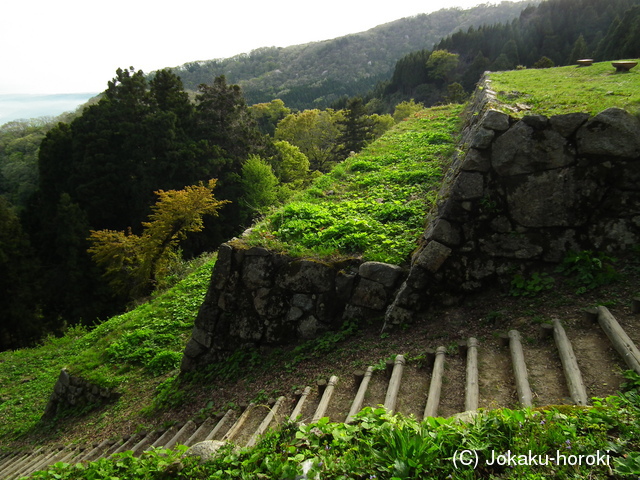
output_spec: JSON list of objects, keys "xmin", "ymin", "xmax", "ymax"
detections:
[{"xmin": 167, "ymin": 1, "xmax": 535, "ymax": 109}]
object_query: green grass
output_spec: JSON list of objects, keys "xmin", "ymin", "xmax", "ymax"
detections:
[
  {"xmin": 245, "ymin": 104, "xmax": 463, "ymax": 264},
  {"xmin": 488, "ymin": 60, "xmax": 640, "ymax": 117},
  {"xmin": 0, "ymin": 254, "xmax": 215, "ymax": 444}
]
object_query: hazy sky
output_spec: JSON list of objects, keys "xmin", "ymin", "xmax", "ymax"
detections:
[{"xmin": 1, "ymin": 0, "xmax": 490, "ymax": 95}]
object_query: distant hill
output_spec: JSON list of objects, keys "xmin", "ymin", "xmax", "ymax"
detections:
[{"xmin": 169, "ymin": 1, "xmax": 535, "ymax": 109}]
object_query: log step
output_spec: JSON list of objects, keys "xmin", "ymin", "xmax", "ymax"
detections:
[
  {"xmin": 312, "ymin": 376, "xmax": 339, "ymax": 423},
  {"xmin": 383, "ymin": 355, "xmax": 405, "ymax": 413},
  {"xmin": 346, "ymin": 367, "xmax": 373, "ymax": 423},
  {"xmin": 551, "ymin": 319, "xmax": 588, "ymax": 405},
  {"xmin": 597, "ymin": 305, "xmax": 640, "ymax": 374},
  {"xmin": 504, "ymin": 330, "xmax": 533, "ymax": 407},
  {"xmin": 424, "ymin": 346, "xmax": 447, "ymax": 418}
]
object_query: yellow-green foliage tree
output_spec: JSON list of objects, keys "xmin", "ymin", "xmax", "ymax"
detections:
[
  {"xmin": 392, "ymin": 100, "xmax": 425, "ymax": 123},
  {"xmin": 88, "ymin": 179, "xmax": 229, "ymax": 298}
]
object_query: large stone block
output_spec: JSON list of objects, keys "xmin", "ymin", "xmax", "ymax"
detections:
[
  {"xmin": 242, "ymin": 254, "xmax": 273, "ymax": 289},
  {"xmin": 358, "ymin": 261, "xmax": 403, "ymax": 288},
  {"xmin": 414, "ymin": 241, "xmax": 452, "ymax": 273},
  {"xmin": 550, "ymin": 112, "xmax": 589, "ymax": 137},
  {"xmin": 577, "ymin": 107, "xmax": 640, "ymax": 158},
  {"xmin": 461, "ymin": 148, "xmax": 491, "ymax": 172},
  {"xmin": 210, "ymin": 243, "xmax": 233, "ymax": 289},
  {"xmin": 470, "ymin": 127, "xmax": 495, "ymax": 149},
  {"xmin": 505, "ymin": 168, "xmax": 602, "ymax": 228},
  {"xmin": 425, "ymin": 218, "xmax": 462, "ymax": 247},
  {"xmin": 452, "ymin": 172, "xmax": 485, "ymax": 200},
  {"xmin": 492, "ymin": 120, "xmax": 574, "ymax": 176},
  {"xmin": 276, "ymin": 260, "xmax": 334, "ymax": 293},
  {"xmin": 350, "ymin": 278, "xmax": 388, "ymax": 311},
  {"xmin": 481, "ymin": 109, "xmax": 510, "ymax": 131},
  {"xmin": 253, "ymin": 288, "xmax": 287, "ymax": 318},
  {"xmin": 479, "ymin": 233, "xmax": 544, "ymax": 259}
]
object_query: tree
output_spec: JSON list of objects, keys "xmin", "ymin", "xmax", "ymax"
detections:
[
  {"xmin": 272, "ymin": 140, "xmax": 310, "ymax": 187},
  {"xmin": 0, "ymin": 197, "xmax": 40, "ymax": 350},
  {"xmin": 195, "ymin": 75, "xmax": 264, "ymax": 164},
  {"xmin": 240, "ymin": 156, "xmax": 279, "ymax": 214},
  {"xmin": 392, "ymin": 100, "xmax": 424, "ymax": 123},
  {"xmin": 568, "ymin": 34, "xmax": 588, "ymax": 64},
  {"xmin": 445, "ymin": 83, "xmax": 468, "ymax": 104},
  {"xmin": 533, "ymin": 56, "xmax": 555, "ymax": 68},
  {"xmin": 275, "ymin": 109, "xmax": 343, "ymax": 172},
  {"xmin": 425, "ymin": 50, "xmax": 460, "ymax": 85},
  {"xmin": 250, "ymin": 99, "xmax": 291, "ymax": 136},
  {"xmin": 88, "ymin": 180, "xmax": 229, "ymax": 298},
  {"xmin": 335, "ymin": 97, "xmax": 375, "ymax": 159},
  {"xmin": 369, "ymin": 114, "xmax": 395, "ymax": 139}
]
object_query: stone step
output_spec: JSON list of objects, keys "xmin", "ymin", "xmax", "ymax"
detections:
[
  {"xmin": 79, "ymin": 438, "xmax": 114, "ymax": 462},
  {"xmin": 0, "ymin": 449, "xmax": 41, "ymax": 479},
  {"xmin": 131, "ymin": 431, "xmax": 161, "ymax": 456},
  {"xmin": 151, "ymin": 424, "xmax": 181, "ymax": 448},
  {"xmin": 18, "ymin": 448, "xmax": 64, "ymax": 479},
  {"xmin": 112, "ymin": 433, "xmax": 143, "ymax": 455},
  {"xmin": 0, "ymin": 453, "xmax": 21, "ymax": 477},
  {"xmin": 222, "ymin": 403, "xmax": 256, "ymax": 443},
  {"xmin": 204, "ymin": 409, "xmax": 235, "ymax": 441}
]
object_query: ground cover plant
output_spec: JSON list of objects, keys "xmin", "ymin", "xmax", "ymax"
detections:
[
  {"xmin": 0, "ymin": 254, "xmax": 214, "ymax": 444},
  {"xmin": 488, "ymin": 60, "xmax": 640, "ymax": 117},
  {"xmin": 27, "ymin": 376, "xmax": 640, "ymax": 479},
  {"xmin": 246, "ymin": 104, "xmax": 463, "ymax": 264}
]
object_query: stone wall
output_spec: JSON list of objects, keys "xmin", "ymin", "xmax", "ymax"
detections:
[
  {"xmin": 182, "ymin": 74, "xmax": 640, "ymax": 367},
  {"xmin": 385, "ymin": 75, "xmax": 640, "ymax": 326},
  {"xmin": 43, "ymin": 369, "xmax": 119, "ymax": 419},
  {"xmin": 181, "ymin": 243, "xmax": 405, "ymax": 372}
]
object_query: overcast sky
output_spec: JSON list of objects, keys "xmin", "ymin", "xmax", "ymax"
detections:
[{"xmin": 1, "ymin": 0, "xmax": 491, "ymax": 95}]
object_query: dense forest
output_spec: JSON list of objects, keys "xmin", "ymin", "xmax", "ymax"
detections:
[
  {"xmin": 1, "ymin": 0, "xmax": 639, "ymax": 350},
  {"xmin": 0, "ymin": 69, "xmax": 397, "ymax": 350}
]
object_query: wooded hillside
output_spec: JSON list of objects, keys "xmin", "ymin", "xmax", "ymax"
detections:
[{"xmin": 170, "ymin": 2, "xmax": 533, "ymax": 109}]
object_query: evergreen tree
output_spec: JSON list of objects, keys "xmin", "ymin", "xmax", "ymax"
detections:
[
  {"xmin": 336, "ymin": 97, "xmax": 375, "ymax": 159},
  {"xmin": 568, "ymin": 34, "xmax": 589, "ymax": 63},
  {"xmin": 0, "ymin": 198, "xmax": 40, "ymax": 350}
]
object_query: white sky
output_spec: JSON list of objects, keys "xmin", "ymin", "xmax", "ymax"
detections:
[{"xmin": 1, "ymin": 0, "xmax": 489, "ymax": 95}]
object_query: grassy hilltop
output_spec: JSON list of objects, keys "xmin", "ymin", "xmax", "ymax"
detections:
[{"xmin": 1, "ymin": 61, "xmax": 640, "ymax": 479}]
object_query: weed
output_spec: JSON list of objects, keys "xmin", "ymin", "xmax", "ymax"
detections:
[
  {"xmin": 556, "ymin": 250, "xmax": 619, "ymax": 294},
  {"xmin": 509, "ymin": 272, "xmax": 555, "ymax": 297}
]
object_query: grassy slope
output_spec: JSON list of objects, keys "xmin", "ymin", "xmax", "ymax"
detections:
[
  {"xmin": 2, "ymin": 62, "xmax": 640, "ymax": 478},
  {"xmin": 0, "ymin": 255, "xmax": 214, "ymax": 447},
  {"xmin": 489, "ymin": 59, "xmax": 640, "ymax": 117},
  {"xmin": 245, "ymin": 104, "xmax": 463, "ymax": 264}
]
